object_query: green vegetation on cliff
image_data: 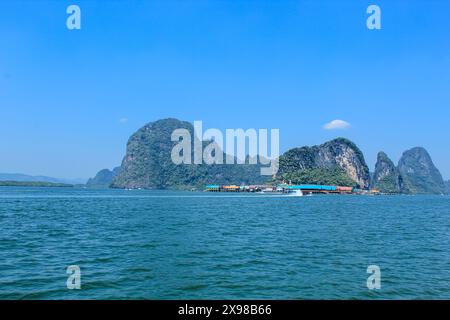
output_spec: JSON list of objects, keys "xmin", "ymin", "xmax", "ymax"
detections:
[
  {"xmin": 375, "ymin": 174, "xmax": 401, "ymax": 193},
  {"xmin": 278, "ymin": 137, "xmax": 370, "ymax": 188},
  {"xmin": 398, "ymin": 147, "xmax": 446, "ymax": 194},
  {"xmin": 372, "ymin": 151, "xmax": 401, "ymax": 193},
  {"xmin": 281, "ymin": 168, "xmax": 356, "ymax": 186}
]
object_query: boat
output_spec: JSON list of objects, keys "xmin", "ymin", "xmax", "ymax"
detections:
[{"xmin": 289, "ymin": 189, "xmax": 303, "ymax": 197}]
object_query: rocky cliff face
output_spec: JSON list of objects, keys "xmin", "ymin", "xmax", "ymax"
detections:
[
  {"xmin": 111, "ymin": 118, "xmax": 266, "ymax": 189},
  {"xmin": 446, "ymin": 180, "xmax": 450, "ymax": 194},
  {"xmin": 86, "ymin": 167, "xmax": 121, "ymax": 188},
  {"xmin": 372, "ymin": 151, "xmax": 401, "ymax": 193},
  {"xmin": 398, "ymin": 147, "xmax": 446, "ymax": 194},
  {"xmin": 278, "ymin": 138, "xmax": 370, "ymax": 188}
]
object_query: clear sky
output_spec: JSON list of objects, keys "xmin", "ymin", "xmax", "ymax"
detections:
[{"xmin": 0, "ymin": 0, "xmax": 449, "ymax": 180}]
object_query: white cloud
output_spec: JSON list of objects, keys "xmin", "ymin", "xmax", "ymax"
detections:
[
  {"xmin": 323, "ymin": 119, "xmax": 351, "ymax": 130},
  {"xmin": 119, "ymin": 118, "xmax": 128, "ymax": 124}
]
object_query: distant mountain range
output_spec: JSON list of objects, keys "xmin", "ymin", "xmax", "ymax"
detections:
[
  {"xmin": 86, "ymin": 118, "xmax": 448, "ymax": 194},
  {"xmin": 0, "ymin": 173, "xmax": 86, "ymax": 185}
]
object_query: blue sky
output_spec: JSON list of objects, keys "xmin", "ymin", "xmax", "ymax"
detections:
[{"xmin": 0, "ymin": 0, "xmax": 449, "ymax": 180}]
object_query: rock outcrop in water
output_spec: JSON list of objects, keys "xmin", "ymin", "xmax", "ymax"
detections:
[
  {"xmin": 277, "ymin": 138, "xmax": 370, "ymax": 188},
  {"xmin": 87, "ymin": 118, "xmax": 447, "ymax": 194},
  {"xmin": 371, "ymin": 151, "xmax": 401, "ymax": 193},
  {"xmin": 86, "ymin": 167, "xmax": 121, "ymax": 188},
  {"xmin": 398, "ymin": 147, "xmax": 447, "ymax": 194},
  {"xmin": 110, "ymin": 118, "xmax": 266, "ymax": 189},
  {"xmin": 446, "ymin": 180, "xmax": 450, "ymax": 194}
]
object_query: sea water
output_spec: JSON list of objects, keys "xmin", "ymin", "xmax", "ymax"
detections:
[{"xmin": 0, "ymin": 187, "xmax": 449, "ymax": 299}]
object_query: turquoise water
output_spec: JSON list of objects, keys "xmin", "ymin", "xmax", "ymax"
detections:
[{"xmin": 0, "ymin": 187, "xmax": 449, "ymax": 299}]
